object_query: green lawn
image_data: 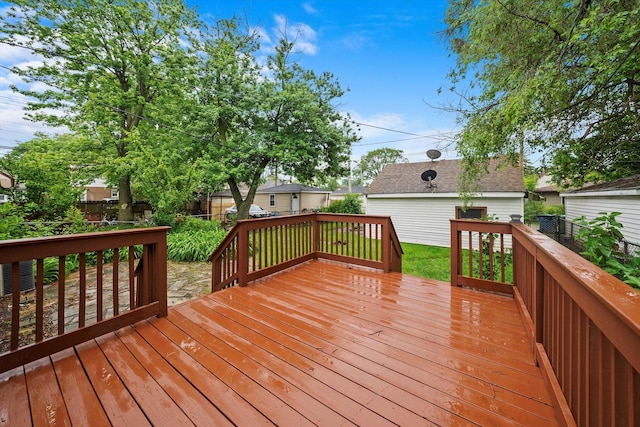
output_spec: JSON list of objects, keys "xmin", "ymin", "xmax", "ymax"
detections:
[{"xmin": 401, "ymin": 242, "xmax": 452, "ymax": 282}]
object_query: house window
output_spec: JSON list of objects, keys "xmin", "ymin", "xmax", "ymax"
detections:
[
  {"xmin": 0, "ymin": 194, "xmax": 7, "ymax": 203},
  {"xmin": 455, "ymin": 206, "xmax": 487, "ymax": 219},
  {"xmin": 269, "ymin": 193, "xmax": 276, "ymax": 207},
  {"xmin": 111, "ymin": 188, "xmax": 119, "ymax": 199}
]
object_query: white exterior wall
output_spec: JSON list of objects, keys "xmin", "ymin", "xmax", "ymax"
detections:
[
  {"xmin": 365, "ymin": 193, "xmax": 524, "ymax": 247},
  {"xmin": 563, "ymin": 194, "xmax": 640, "ymax": 245}
]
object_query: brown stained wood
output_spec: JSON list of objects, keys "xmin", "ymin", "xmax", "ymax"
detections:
[
  {"xmin": 114, "ymin": 327, "xmax": 234, "ymax": 427},
  {"xmin": 24, "ymin": 358, "xmax": 72, "ymax": 426},
  {"xmin": 167, "ymin": 309, "xmax": 342, "ymax": 427},
  {"xmin": 58, "ymin": 256, "xmax": 65, "ymax": 334},
  {"xmin": 50, "ymin": 348, "xmax": 110, "ymax": 427},
  {"xmin": 150, "ymin": 316, "xmax": 312, "ymax": 427},
  {"xmin": 134, "ymin": 319, "xmax": 274, "ymax": 427},
  {"xmin": 79, "ymin": 253, "xmax": 86, "ymax": 328},
  {"xmin": 214, "ymin": 279, "xmax": 556, "ymax": 426},
  {"xmin": 75, "ymin": 340, "xmax": 151, "ymax": 426},
  {"xmin": 0, "ymin": 260, "xmax": 564, "ymax": 426},
  {"xmin": 10, "ymin": 264, "xmax": 19, "ymax": 351},
  {"xmin": 0, "ymin": 367, "xmax": 31, "ymax": 426},
  {"xmin": 95, "ymin": 333, "xmax": 195, "ymax": 426},
  {"xmin": 188, "ymin": 296, "xmax": 453, "ymax": 426},
  {"xmin": 36, "ymin": 259, "xmax": 44, "ymax": 343},
  {"xmin": 176, "ymin": 300, "xmax": 404, "ymax": 427}
]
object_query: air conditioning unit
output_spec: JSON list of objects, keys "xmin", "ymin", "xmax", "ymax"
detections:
[{"xmin": 0, "ymin": 261, "xmax": 35, "ymax": 296}]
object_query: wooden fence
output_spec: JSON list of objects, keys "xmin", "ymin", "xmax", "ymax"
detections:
[
  {"xmin": 451, "ymin": 219, "xmax": 640, "ymax": 426},
  {"xmin": 209, "ymin": 213, "xmax": 403, "ymax": 292},
  {"xmin": 0, "ymin": 227, "xmax": 169, "ymax": 373}
]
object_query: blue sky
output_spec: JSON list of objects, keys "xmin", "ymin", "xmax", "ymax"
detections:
[{"xmin": 0, "ymin": 0, "xmax": 460, "ymax": 163}]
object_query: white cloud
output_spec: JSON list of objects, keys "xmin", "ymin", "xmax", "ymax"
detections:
[
  {"xmin": 302, "ymin": 3, "xmax": 318, "ymax": 15},
  {"xmin": 273, "ymin": 14, "xmax": 318, "ymax": 55}
]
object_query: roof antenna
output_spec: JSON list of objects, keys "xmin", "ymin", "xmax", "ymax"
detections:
[{"xmin": 426, "ymin": 149, "xmax": 441, "ymax": 161}]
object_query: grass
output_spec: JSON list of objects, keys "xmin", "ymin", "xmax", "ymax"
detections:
[{"xmin": 401, "ymin": 242, "xmax": 452, "ymax": 282}]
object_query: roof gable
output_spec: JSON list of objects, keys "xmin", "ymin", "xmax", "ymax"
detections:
[{"xmin": 364, "ymin": 158, "xmax": 524, "ymax": 195}]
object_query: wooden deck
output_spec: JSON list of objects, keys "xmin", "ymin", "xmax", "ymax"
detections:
[{"xmin": 0, "ymin": 260, "xmax": 559, "ymax": 426}]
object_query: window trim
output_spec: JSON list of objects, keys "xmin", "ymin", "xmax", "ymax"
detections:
[
  {"xmin": 269, "ymin": 193, "xmax": 276, "ymax": 207},
  {"xmin": 455, "ymin": 206, "xmax": 487, "ymax": 220}
]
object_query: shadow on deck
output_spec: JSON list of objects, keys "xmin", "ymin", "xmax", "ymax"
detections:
[{"xmin": 1, "ymin": 260, "xmax": 558, "ymax": 426}]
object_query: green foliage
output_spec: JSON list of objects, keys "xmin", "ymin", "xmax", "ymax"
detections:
[
  {"xmin": 544, "ymin": 205, "xmax": 565, "ymax": 216},
  {"xmin": 523, "ymin": 174, "xmax": 539, "ymax": 192},
  {"xmin": 1, "ymin": 0, "xmax": 200, "ymax": 221},
  {"xmin": 524, "ymin": 201, "xmax": 545, "ymax": 224},
  {"xmin": 323, "ymin": 194, "xmax": 363, "ymax": 214},
  {"xmin": 444, "ymin": 0, "xmax": 640, "ymax": 194},
  {"xmin": 355, "ymin": 148, "xmax": 407, "ymax": 184},
  {"xmin": 187, "ymin": 19, "xmax": 358, "ymax": 220},
  {"xmin": 167, "ymin": 221, "xmax": 227, "ymax": 262},
  {"xmin": 0, "ymin": 135, "xmax": 87, "ymax": 220},
  {"xmin": 574, "ymin": 212, "xmax": 640, "ymax": 288}
]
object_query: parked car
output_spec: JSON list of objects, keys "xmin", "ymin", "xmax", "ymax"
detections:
[{"xmin": 225, "ymin": 204, "xmax": 273, "ymax": 219}]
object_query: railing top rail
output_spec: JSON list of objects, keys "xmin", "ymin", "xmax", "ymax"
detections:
[
  {"xmin": 512, "ymin": 222, "xmax": 640, "ymax": 337},
  {"xmin": 0, "ymin": 227, "xmax": 171, "ymax": 264},
  {"xmin": 450, "ymin": 219, "xmax": 514, "ymax": 234}
]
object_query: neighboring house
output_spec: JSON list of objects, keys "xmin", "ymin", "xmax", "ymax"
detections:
[
  {"xmin": 0, "ymin": 171, "xmax": 13, "ymax": 203},
  {"xmin": 533, "ymin": 174, "xmax": 562, "ymax": 206},
  {"xmin": 561, "ymin": 174, "xmax": 640, "ymax": 245},
  {"xmin": 255, "ymin": 183, "xmax": 331, "ymax": 215},
  {"xmin": 365, "ymin": 158, "xmax": 525, "ymax": 247},
  {"xmin": 330, "ymin": 185, "xmax": 366, "ymax": 206},
  {"xmin": 82, "ymin": 178, "xmax": 118, "ymax": 202}
]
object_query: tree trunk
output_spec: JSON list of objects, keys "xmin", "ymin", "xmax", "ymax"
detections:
[{"xmin": 118, "ymin": 176, "xmax": 134, "ymax": 222}]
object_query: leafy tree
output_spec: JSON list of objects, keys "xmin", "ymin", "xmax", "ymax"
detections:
[
  {"xmin": 443, "ymin": 0, "xmax": 640, "ymax": 194},
  {"xmin": 0, "ymin": 134, "xmax": 87, "ymax": 219},
  {"xmin": 355, "ymin": 148, "xmax": 407, "ymax": 184},
  {"xmin": 0, "ymin": 0, "xmax": 199, "ymax": 221},
  {"xmin": 187, "ymin": 19, "xmax": 357, "ymax": 219},
  {"xmin": 323, "ymin": 193, "xmax": 363, "ymax": 214}
]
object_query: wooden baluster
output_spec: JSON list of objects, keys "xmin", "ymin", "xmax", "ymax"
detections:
[
  {"xmin": 10, "ymin": 262, "xmax": 20, "ymax": 350},
  {"xmin": 36, "ymin": 259, "xmax": 44, "ymax": 342},
  {"xmin": 58, "ymin": 256, "xmax": 66, "ymax": 334},
  {"xmin": 97, "ymin": 251, "xmax": 103, "ymax": 322},
  {"xmin": 79, "ymin": 253, "xmax": 86, "ymax": 328},
  {"xmin": 113, "ymin": 248, "xmax": 119, "ymax": 316},
  {"xmin": 129, "ymin": 246, "xmax": 135, "ymax": 309}
]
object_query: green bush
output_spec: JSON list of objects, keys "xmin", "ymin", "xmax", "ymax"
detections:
[
  {"xmin": 323, "ymin": 193, "xmax": 363, "ymax": 214},
  {"xmin": 167, "ymin": 227, "xmax": 228, "ymax": 262},
  {"xmin": 574, "ymin": 212, "xmax": 640, "ymax": 288}
]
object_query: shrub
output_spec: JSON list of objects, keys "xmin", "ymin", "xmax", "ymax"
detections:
[
  {"xmin": 167, "ymin": 226, "xmax": 228, "ymax": 262},
  {"xmin": 323, "ymin": 193, "xmax": 363, "ymax": 214},
  {"xmin": 574, "ymin": 212, "xmax": 640, "ymax": 288}
]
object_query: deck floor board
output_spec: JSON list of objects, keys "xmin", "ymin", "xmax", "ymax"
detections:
[{"xmin": 0, "ymin": 260, "xmax": 560, "ymax": 426}]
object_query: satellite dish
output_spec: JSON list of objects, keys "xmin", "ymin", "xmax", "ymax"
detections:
[
  {"xmin": 421, "ymin": 169, "xmax": 437, "ymax": 189},
  {"xmin": 426, "ymin": 149, "xmax": 441, "ymax": 160},
  {"xmin": 421, "ymin": 170, "xmax": 437, "ymax": 182}
]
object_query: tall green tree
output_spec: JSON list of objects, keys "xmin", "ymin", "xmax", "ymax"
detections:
[
  {"xmin": 0, "ymin": 0, "xmax": 198, "ymax": 221},
  {"xmin": 188, "ymin": 20, "xmax": 357, "ymax": 219},
  {"xmin": 0, "ymin": 134, "xmax": 87, "ymax": 219},
  {"xmin": 356, "ymin": 147, "xmax": 408, "ymax": 184},
  {"xmin": 443, "ymin": 0, "xmax": 640, "ymax": 193}
]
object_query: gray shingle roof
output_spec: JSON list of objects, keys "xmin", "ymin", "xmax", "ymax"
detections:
[
  {"xmin": 364, "ymin": 158, "xmax": 524, "ymax": 195},
  {"xmin": 256, "ymin": 183, "xmax": 330, "ymax": 194},
  {"xmin": 568, "ymin": 174, "xmax": 640, "ymax": 193}
]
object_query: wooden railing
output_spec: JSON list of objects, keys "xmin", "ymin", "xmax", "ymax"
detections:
[
  {"xmin": 451, "ymin": 219, "xmax": 640, "ymax": 426},
  {"xmin": 210, "ymin": 213, "xmax": 403, "ymax": 291},
  {"xmin": 0, "ymin": 227, "xmax": 169, "ymax": 373}
]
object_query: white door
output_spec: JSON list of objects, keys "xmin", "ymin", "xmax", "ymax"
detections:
[{"xmin": 291, "ymin": 194, "xmax": 300, "ymax": 214}]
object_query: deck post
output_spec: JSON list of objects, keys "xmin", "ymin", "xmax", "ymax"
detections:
[
  {"xmin": 237, "ymin": 223, "xmax": 249, "ymax": 286},
  {"xmin": 450, "ymin": 220, "xmax": 460, "ymax": 287}
]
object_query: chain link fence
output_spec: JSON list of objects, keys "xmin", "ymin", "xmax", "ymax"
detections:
[{"xmin": 536, "ymin": 215, "xmax": 640, "ymax": 262}]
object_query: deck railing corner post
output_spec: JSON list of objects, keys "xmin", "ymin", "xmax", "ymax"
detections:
[{"xmin": 237, "ymin": 224, "xmax": 249, "ymax": 286}]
